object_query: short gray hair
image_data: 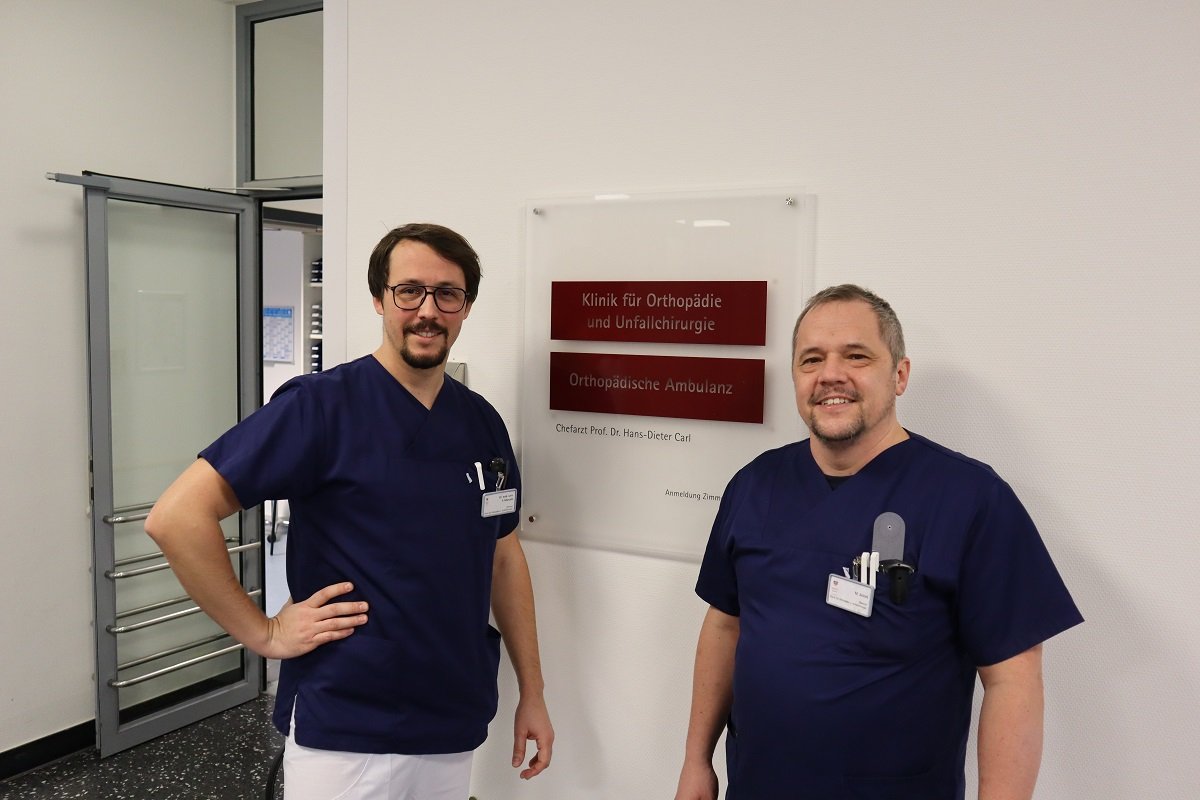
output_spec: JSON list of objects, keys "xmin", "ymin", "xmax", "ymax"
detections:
[{"xmin": 792, "ymin": 284, "xmax": 906, "ymax": 366}]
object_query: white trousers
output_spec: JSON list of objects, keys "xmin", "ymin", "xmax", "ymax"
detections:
[{"xmin": 282, "ymin": 727, "xmax": 473, "ymax": 800}]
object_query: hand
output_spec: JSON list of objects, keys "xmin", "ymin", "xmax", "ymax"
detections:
[
  {"xmin": 511, "ymin": 694, "xmax": 554, "ymax": 779},
  {"xmin": 259, "ymin": 582, "xmax": 368, "ymax": 659},
  {"xmin": 674, "ymin": 761, "xmax": 718, "ymax": 800}
]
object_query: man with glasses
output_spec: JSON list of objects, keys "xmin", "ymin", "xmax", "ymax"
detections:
[{"xmin": 147, "ymin": 223, "xmax": 553, "ymax": 798}]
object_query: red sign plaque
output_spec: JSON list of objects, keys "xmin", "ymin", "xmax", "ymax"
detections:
[
  {"xmin": 551, "ymin": 281, "xmax": 767, "ymax": 345},
  {"xmin": 549, "ymin": 351, "xmax": 765, "ymax": 423}
]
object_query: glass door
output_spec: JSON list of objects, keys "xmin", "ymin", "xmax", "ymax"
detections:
[{"xmin": 55, "ymin": 173, "xmax": 263, "ymax": 756}]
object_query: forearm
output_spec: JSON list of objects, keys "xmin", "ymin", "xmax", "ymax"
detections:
[
  {"xmin": 491, "ymin": 535, "xmax": 545, "ymax": 696},
  {"xmin": 158, "ymin": 519, "xmax": 272, "ymax": 651},
  {"xmin": 977, "ymin": 647, "xmax": 1045, "ymax": 800},
  {"xmin": 682, "ymin": 607, "xmax": 739, "ymax": 766},
  {"xmin": 146, "ymin": 460, "xmax": 271, "ymax": 654}
]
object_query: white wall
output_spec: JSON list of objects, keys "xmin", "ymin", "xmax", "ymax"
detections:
[
  {"xmin": 331, "ymin": 2, "xmax": 1200, "ymax": 798},
  {"xmin": 0, "ymin": 0, "xmax": 234, "ymax": 752}
]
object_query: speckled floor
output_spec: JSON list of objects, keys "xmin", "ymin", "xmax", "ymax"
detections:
[{"xmin": 0, "ymin": 694, "xmax": 284, "ymax": 799}]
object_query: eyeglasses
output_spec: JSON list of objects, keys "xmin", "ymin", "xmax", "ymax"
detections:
[{"xmin": 386, "ymin": 283, "xmax": 470, "ymax": 313}]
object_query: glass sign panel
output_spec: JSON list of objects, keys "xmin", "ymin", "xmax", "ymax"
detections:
[{"xmin": 521, "ymin": 190, "xmax": 815, "ymax": 560}]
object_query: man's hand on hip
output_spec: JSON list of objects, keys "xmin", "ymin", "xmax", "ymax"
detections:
[{"xmin": 259, "ymin": 582, "xmax": 368, "ymax": 659}]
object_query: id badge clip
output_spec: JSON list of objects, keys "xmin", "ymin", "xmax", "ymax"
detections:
[
  {"xmin": 826, "ymin": 574, "xmax": 874, "ymax": 618},
  {"xmin": 481, "ymin": 456, "xmax": 515, "ymax": 517},
  {"xmin": 481, "ymin": 488, "xmax": 517, "ymax": 517},
  {"xmin": 826, "ymin": 551, "xmax": 876, "ymax": 617}
]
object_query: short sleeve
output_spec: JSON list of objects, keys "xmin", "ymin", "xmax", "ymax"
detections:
[
  {"xmin": 497, "ymin": 438, "xmax": 522, "ymax": 539},
  {"xmin": 467, "ymin": 396, "xmax": 521, "ymax": 540},
  {"xmin": 956, "ymin": 479, "xmax": 1084, "ymax": 666},
  {"xmin": 695, "ymin": 473, "xmax": 744, "ymax": 616},
  {"xmin": 199, "ymin": 380, "xmax": 325, "ymax": 509}
]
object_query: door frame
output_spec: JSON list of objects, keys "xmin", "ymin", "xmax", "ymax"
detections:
[{"xmin": 54, "ymin": 172, "xmax": 264, "ymax": 757}]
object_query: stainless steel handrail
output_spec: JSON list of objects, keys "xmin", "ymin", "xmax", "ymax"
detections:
[
  {"xmin": 106, "ymin": 589, "xmax": 261, "ymax": 634},
  {"xmin": 108, "ymin": 643, "xmax": 245, "ymax": 688},
  {"xmin": 115, "ymin": 593, "xmax": 193, "ymax": 620},
  {"xmin": 107, "ymin": 604, "xmax": 202, "ymax": 633},
  {"xmin": 104, "ymin": 510, "xmax": 151, "ymax": 524},
  {"xmin": 114, "ymin": 538, "xmax": 237, "ymax": 569},
  {"xmin": 102, "ymin": 502, "xmax": 157, "ymax": 525},
  {"xmin": 105, "ymin": 561, "xmax": 175, "ymax": 580},
  {"xmin": 116, "ymin": 632, "xmax": 231, "ymax": 671},
  {"xmin": 104, "ymin": 542, "xmax": 261, "ymax": 580}
]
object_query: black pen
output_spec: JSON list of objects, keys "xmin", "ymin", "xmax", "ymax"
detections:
[{"xmin": 489, "ymin": 457, "xmax": 507, "ymax": 490}]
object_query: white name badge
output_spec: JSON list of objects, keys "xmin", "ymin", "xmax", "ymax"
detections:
[
  {"xmin": 481, "ymin": 488, "xmax": 518, "ymax": 517},
  {"xmin": 826, "ymin": 574, "xmax": 874, "ymax": 618}
]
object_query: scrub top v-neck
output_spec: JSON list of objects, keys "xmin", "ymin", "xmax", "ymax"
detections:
[
  {"xmin": 697, "ymin": 433, "xmax": 1082, "ymax": 799},
  {"xmin": 201, "ymin": 355, "xmax": 521, "ymax": 754}
]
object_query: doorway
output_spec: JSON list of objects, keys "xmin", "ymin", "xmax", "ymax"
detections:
[{"xmin": 258, "ymin": 205, "xmax": 323, "ymax": 689}]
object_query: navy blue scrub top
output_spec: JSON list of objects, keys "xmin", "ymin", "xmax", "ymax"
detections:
[
  {"xmin": 697, "ymin": 433, "xmax": 1083, "ymax": 799},
  {"xmin": 201, "ymin": 355, "xmax": 521, "ymax": 754}
]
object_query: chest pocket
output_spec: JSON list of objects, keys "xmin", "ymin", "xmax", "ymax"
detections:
[
  {"xmin": 843, "ymin": 569, "xmax": 942, "ymax": 662},
  {"xmin": 393, "ymin": 457, "xmax": 506, "ymax": 543},
  {"xmin": 751, "ymin": 517, "xmax": 944, "ymax": 665}
]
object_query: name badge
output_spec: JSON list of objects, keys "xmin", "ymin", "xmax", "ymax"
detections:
[
  {"xmin": 826, "ymin": 574, "xmax": 874, "ymax": 618},
  {"xmin": 482, "ymin": 488, "xmax": 517, "ymax": 517}
]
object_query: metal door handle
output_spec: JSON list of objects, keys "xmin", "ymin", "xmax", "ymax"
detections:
[
  {"xmin": 108, "ymin": 644, "xmax": 245, "ymax": 689},
  {"xmin": 102, "ymin": 501, "xmax": 156, "ymax": 525},
  {"xmin": 105, "ymin": 542, "xmax": 260, "ymax": 580},
  {"xmin": 107, "ymin": 589, "xmax": 262, "ymax": 634}
]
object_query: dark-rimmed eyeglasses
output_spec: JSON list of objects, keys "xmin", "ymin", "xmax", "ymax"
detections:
[{"xmin": 386, "ymin": 283, "xmax": 470, "ymax": 313}]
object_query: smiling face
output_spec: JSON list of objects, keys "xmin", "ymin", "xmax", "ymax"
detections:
[
  {"xmin": 372, "ymin": 240, "xmax": 473, "ymax": 374},
  {"xmin": 792, "ymin": 299, "xmax": 910, "ymax": 470}
]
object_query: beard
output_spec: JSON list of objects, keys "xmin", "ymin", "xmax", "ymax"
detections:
[
  {"xmin": 807, "ymin": 387, "xmax": 864, "ymax": 444},
  {"xmin": 399, "ymin": 323, "xmax": 449, "ymax": 369},
  {"xmin": 807, "ymin": 392, "xmax": 896, "ymax": 445},
  {"xmin": 808, "ymin": 408, "xmax": 866, "ymax": 444}
]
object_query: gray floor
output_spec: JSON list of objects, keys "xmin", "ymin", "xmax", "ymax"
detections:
[{"xmin": 0, "ymin": 695, "xmax": 284, "ymax": 800}]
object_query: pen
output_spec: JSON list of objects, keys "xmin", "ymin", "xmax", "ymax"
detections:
[
  {"xmin": 489, "ymin": 457, "xmax": 507, "ymax": 490},
  {"xmin": 869, "ymin": 551, "xmax": 880, "ymax": 589},
  {"xmin": 474, "ymin": 461, "xmax": 485, "ymax": 490}
]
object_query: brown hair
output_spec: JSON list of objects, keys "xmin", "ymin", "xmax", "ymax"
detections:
[{"xmin": 367, "ymin": 223, "xmax": 481, "ymax": 301}]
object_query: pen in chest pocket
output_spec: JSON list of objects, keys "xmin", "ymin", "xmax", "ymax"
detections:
[{"xmin": 489, "ymin": 457, "xmax": 507, "ymax": 491}]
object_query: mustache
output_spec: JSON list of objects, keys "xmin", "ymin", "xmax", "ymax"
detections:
[
  {"xmin": 404, "ymin": 322, "xmax": 448, "ymax": 337},
  {"xmin": 811, "ymin": 388, "xmax": 859, "ymax": 404}
]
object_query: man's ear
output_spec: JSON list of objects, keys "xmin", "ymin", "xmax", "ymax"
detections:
[{"xmin": 894, "ymin": 357, "xmax": 911, "ymax": 397}]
